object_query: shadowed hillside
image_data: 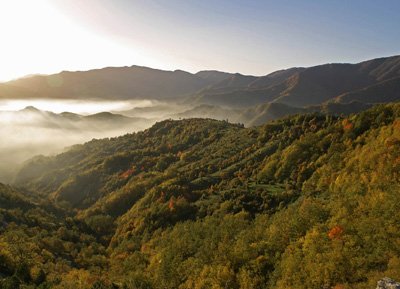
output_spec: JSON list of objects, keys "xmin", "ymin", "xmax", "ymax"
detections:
[
  {"xmin": 333, "ymin": 76, "xmax": 400, "ymax": 104},
  {"xmin": 0, "ymin": 66, "xmax": 231, "ymax": 100},
  {"xmin": 193, "ymin": 55, "xmax": 400, "ymax": 108}
]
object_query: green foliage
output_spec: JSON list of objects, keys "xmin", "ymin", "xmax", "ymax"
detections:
[{"xmin": 1, "ymin": 104, "xmax": 400, "ymax": 288}]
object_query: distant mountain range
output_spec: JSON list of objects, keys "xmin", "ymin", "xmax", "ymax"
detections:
[
  {"xmin": 0, "ymin": 105, "xmax": 150, "ymax": 130},
  {"xmin": 1, "ymin": 55, "xmax": 400, "ymax": 124},
  {"xmin": 192, "ymin": 55, "xmax": 400, "ymax": 107},
  {"xmin": 0, "ymin": 66, "xmax": 224, "ymax": 100}
]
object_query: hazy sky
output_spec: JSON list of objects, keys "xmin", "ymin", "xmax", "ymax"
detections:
[{"xmin": 0, "ymin": 0, "xmax": 399, "ymax": 81}]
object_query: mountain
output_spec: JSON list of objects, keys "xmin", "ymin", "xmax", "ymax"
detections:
[
  {"xmin": 0, "ymin": 66, "xmax": 231, "ymax": 100},
  {"xmin": 248, "ymin": 67, "xmax": 305, "ymax": 88},
  {"xmin": 191, "ymin": 68, "xmax": 302, "ymax": 108},
  {"xmin": 170, "ymin": 104, "xmax": 241, "ymax": 122},
  {"xmin": 195, "ymin": 70, "xmax": 234, "ymax": 83},
  {"xmin": 238, "ymin": 102, "xmax": 306, "ymax": 126},
  {"xmin": 206, "ymin": 73, "xmax": 258, "ymax": 90},
  {"xmin": 1, "ymin": 55, "xmax": 400, "ymax": 126},
  {"xmin": 2, "ymin": 103, "xmax": 399, "ymax": 288},
  {"xmin": 117, "ymin": 103, "xmax": 188, "ymax": 118},
  {"xmin": 273, "ymin": 55, "xmax": 400, "ymax": 106},
  {"xmin": 332, "ymin": 76, "xmax": 400, "ymax": 104},
  {"xmin": 0, "ymin": 106, "xmax": 149, "ymax": 130},
  {"xmin": 193, "ymin": 55, "xmax": 400, "ymax": 108}
]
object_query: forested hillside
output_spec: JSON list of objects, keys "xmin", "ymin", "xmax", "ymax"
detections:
[{"xmin": 1, "ymin": 103, "xmax": 400, "ymax": 288}]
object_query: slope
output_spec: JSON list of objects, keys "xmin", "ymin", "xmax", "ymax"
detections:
[
  {"xmin": 332, "ymin": 76, "xmax": 400, "ymax": 104},
  {"xmin": 3, "ymin": 103, "xmax": 400, "ymax": 288}
]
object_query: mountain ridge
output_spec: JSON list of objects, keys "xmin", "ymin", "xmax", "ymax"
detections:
[{"xmin": 1, "ymin": 55, "xmax": 400, "ymax": 133}]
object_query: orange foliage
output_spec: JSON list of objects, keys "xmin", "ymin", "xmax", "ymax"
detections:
[
  {"xmin": 332, "ymin": 284, "xmax": 345, "ymax": 289},
  {"xmin": 342, "ymin": 119, "xmax": 353, "ymax": 131},
  {"xmin": 328, "ymin": 225, "xmax": 344, "ymax": 240},
  {"xmin": 393, "ymin": 119, "xmax": 400, "ymax": 130},
  {"xmin": 120, "ymin": 167, "xmax": 136, "ymax": 179},
  {"xmin": 168, "ymin": 197, "xmax": 175, "ymax": 211},
  {"xmin": 385, "ymin": 137, "xmax": 400, "ymax": 148}
]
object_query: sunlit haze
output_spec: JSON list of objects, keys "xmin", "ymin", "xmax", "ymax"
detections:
[
  {"xmin": 0, "ymin": 0, "xmax": 159, "ymax": 81},
  {"xmin": 0, "ymin": 99, "xmax": 153, "ymax": 114},
  {"xmin": 0, "ymin": 0, "xmax": 399, "ymax": 81}
]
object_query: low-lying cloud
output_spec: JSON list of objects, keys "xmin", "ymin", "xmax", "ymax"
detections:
[
  {"xmin": 0, "ymin": 100, "xmax": 168, "ymax": 182},
  {"xmin": 0, "ymin": 98, "xmax": 239, "ymax": 183}
]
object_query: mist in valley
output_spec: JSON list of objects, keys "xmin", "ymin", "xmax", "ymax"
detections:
[{"xmin": 0, "ymin": 99, "xmax": 191, "ymax": 183}]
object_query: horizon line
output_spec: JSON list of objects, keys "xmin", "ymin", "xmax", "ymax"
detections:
[{"xmin": 1, "ymin": 53, "xmax": 399, "ymax": 83}]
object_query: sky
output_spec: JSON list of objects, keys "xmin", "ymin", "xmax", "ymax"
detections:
[{"xmin": 0, "ymin": 0, "xmax": 399, "ymax": 82}]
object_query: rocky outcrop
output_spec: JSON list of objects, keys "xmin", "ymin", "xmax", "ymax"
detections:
[{"xmin": 377, "ymin": 278, "xmax": 400, "ymax": 289}]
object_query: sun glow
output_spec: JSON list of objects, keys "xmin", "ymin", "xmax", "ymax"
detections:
[{"xmin": 0, "ymin": 0, "xmax": 154, "ymax": 82}]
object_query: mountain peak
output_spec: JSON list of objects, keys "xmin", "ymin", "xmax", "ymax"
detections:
[{"xmin": 21, "ymin": 106, "xmax": 40, "ymax": 112}]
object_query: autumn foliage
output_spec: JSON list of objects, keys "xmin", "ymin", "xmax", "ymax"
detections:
[
  {"xmin": 1, "ymin": 104, "xmax": 400, "ymax": 289},
  {"xmin": 328, "ymin": 225, "xmax": 344, "ymax": 240},
  {"xmin": 342, "ymin": 118, "xmax": 353, "ymax": 131}
]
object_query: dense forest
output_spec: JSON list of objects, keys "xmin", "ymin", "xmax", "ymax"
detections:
[{"xmin": 1, "ymin": 103, "xmax": 399, "ymax": 288}]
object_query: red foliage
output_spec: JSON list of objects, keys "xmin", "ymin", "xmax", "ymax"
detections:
[
  {"xmin": 342, "ymin": 119, "xmax": 353, "ymax": 132},
  {"xmin": 328, "ymin": 225, "xmax": 344, "ymax": 240},
  {"xmin": 168, "ymin": 197, "xmax": 175, "ymax": 211},
  {"xmin": 120, "ymin": 167, "xmax": 136, "ymax": 179}
]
